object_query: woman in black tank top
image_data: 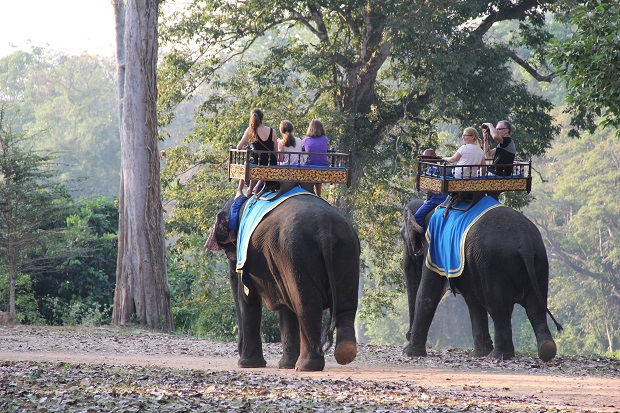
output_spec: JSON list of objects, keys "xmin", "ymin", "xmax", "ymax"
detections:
[
  {"xmin": 251, "ymin": 127, "xmax": 278, "ymax": 166},
  {"xmin": 235, "ymin": 108, "xmax": 277, "ymax": 196}
]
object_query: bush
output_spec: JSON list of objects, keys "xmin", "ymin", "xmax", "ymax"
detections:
[{"xmin": 42, "ymin": 296, "xmax": 111, "ymax": 326}]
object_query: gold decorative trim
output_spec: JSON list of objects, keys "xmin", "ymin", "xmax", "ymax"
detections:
[
  {"xmin": 419, "ymin": 176, "xmax": 443, "ymax": 193},
  {"xmin": 417, "ymin": 175, "xmax": 530, "ymax": 193},
  {"xmin": 228, "ymin": 149, "xmax": 351, "ymax": 186},
  {"xmin": 229, "ymin": 164, "xmax": 246, "ymax": 180},
  {"xmin": 248, "ymin": 166, "xmax": 348, "ymax": 183},
  {"xmin": 447, "ymin": 178, "xmax": 528, "ymax": 192}
]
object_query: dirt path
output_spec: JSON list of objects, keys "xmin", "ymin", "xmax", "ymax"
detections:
[{"xmin": 1, "ymin": 325, "xmax": 619, "ymax": 412}]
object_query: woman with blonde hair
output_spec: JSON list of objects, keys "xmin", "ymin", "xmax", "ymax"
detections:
[{"xmin": 441, "ymin": 127, "xmax": 485, "ymax": 179}]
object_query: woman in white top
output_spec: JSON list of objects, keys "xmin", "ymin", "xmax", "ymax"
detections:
[
  {"xmin": 277, "ymin": 120, "xmax": 304, "ymax": 165},
  {"xmin": 442, "ymin": 127, "xmax": 485, "ymax": 179}
]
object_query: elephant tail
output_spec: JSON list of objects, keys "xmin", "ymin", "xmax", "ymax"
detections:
[
  {"xmin": 546, "ymin": 307, "xmax": 563, "ymax": 333},
  {"xmin": 320, "ymin": 228, "xmax": 338, "ymax": 353},
  {"xmin": 520, "ymin": 247, "xmax": 564, "ymax": 333},
  {"xmin": 321, "ymin": 310, "xmax": 336, "ymax": 353}
]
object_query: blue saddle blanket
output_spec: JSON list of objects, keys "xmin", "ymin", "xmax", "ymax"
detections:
[
  {"xmin": 425, "ymin": 196, "xmax": 504, "ymax": 277},
  {"xmin": 236, "ymin": 186, "xmax": 315, "ymax": 279}
]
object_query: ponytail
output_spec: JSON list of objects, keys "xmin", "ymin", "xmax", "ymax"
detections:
[
  {"xmin": 248, "ymin": 108, "xmax": 264, "ymax": 143},
  {"xmin": 279, "ymin": 120, "xmax": 295, "ymax": 147}
]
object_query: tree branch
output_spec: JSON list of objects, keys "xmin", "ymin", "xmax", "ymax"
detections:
[
  {"xmin": 535, "ymin": 218, "xmax": 620, "ymax": 302},
  {"xmin": 509, "ymin": 51, "xmax": 556, "ymax": 82},
  {"xmin": 475, "ymin": 0, "xmax": 547, "ymax": 37}
]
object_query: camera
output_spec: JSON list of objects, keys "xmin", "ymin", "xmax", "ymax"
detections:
[{"xmin": 481, "ymin": 124, "xmax": 489, "ymax": 131}]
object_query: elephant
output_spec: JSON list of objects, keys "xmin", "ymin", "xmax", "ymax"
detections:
[
  {"xmin": 205, "ymin": 192, "xmax": 360, "ymax": 371},
  {"xmin": 401, "ymin": 198, "xmax": 562, "ymax": 362}
]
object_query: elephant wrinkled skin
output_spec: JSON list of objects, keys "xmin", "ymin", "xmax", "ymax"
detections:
[
  {"xmin": 401, "ymin": 199, "xmax": 561, "ymax": 362},
  {"xmin": 206, "ymin": 193, "xmax": 360, "ymax": 371}
]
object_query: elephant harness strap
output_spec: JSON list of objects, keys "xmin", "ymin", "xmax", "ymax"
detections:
[{"xmin": 440, "ymin": 192, "xmax": 485, "ymax": 217}]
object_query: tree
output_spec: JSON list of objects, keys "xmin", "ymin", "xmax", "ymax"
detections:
[
  {"xmin": 0, "ymin": 105, "xmax": 82, "ymax": 322},
  {"xmin": 32, "ymin": 196, "xmax": 119, "ymax": 325},
  {"xmin": 159, "ymin": 0, "xmax": 557, "ymax": 167},
  {"xmin": 0, "ymin": 49, "xmax": 121, "ymax": 198},
  {"xmin": 548, "ymin": 1, "xmax": 620, "ymax": 137},
  {"xmin": 112, "ymin": 0, "xmax": 173, "ymax": 331},
  {"xmin": 525, "ymin": 128, "xmax": 620, "ymax": 354}
]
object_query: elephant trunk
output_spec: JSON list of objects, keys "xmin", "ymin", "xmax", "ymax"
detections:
[{"xmin": 204, "ymin": 224, "xmax": 220, "ymax": 251}]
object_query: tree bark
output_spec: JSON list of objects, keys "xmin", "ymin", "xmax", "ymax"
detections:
[{"xmin": 112, "ymin": 0, "xmax": 173, "ymax": 331}]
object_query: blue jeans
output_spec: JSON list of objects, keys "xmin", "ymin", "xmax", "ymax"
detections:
[{"xmin": 414, "ymin": 194, "xmax": 448, "ymax": 227}]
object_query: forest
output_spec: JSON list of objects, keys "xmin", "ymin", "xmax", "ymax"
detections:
[{"xmin": 0, "ymin": 1, "xmax": 619, "ymax": 358}]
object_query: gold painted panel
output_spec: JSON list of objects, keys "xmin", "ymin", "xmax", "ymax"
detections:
[
  {"xmin": 245, "ymin": 166, "xmax": 348, "ymax": 184},
  {"xmin": 229, "ymin": 164, "xmax": 246, "ymax": 180},
  {"xmin": 419, "ymin": 176, "xmax": 443, "ymax": 193}
]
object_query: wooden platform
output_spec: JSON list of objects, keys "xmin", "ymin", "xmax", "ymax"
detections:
[
  {"xmin": 416, "ymin": 158, "xmax": 532, "ymax": 194},
  {"xmin": 228, "ymin": 149, "xmax": 352, "ymax": 186}
]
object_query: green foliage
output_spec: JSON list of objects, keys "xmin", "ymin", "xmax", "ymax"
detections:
[
  {"xmin": 524, "ymin": 127, "xmax": 620, "ymax": 354},
  {"xmin": 548, "ymin": 1, "xmax": 620, "ymax": 137},
  {"xmin": 167, "ymin": 238, "xmax": 280, "ymax": 342},
  {"xmin": 167, "ymin": 245, "xmax": 237, "ymax": 340},
  {"xmin": 359, "ymin": 293, "xmax": 409, "ymax": 346},
  {"xmin": 0, "ymin": 272, "xmax": 44, "ymax": 324},
  {"xmin": 43, "ymin": 296, "xmax": 111, "ymax": 326},
  {"xmin": 0, "ymin": 48, "xmax": 120, "ymax": 198},
  {"xmin": 1, "ymin": 106, "xmax": 118, "ymax": 325},
  {"xmin": 33, "ymin": 196, "xmax": 118, "ymax": 323}
]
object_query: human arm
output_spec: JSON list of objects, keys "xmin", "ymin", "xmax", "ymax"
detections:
[
  {"xmin": 481, "ymin": 125, "xmax": 497, "ymax": 158},
  {"xmin": 277, "ymin": 139, "xmax": 285, "ymax": 162},
  {"xmin": 442, "ymin": 151, "xmax": 461, "ymax": 163},
  {"xmin": 236, "ymin": 128, "xmax": 251, "ymax": 149},
  {"xmin": 482, "ymin": 122, "xmax": 503, "ymax": 144},
  {"xmin": 483, "ymin": 134, "xmax": 496, "ymax": 158}
]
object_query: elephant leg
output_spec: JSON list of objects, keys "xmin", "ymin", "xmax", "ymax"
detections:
[
  {"xmin": 334, "ymin": 308, "xmax": 357, "ymax": 365},
  {"xmin": 465, "ymin": 300, "xmax": 494, "ymax": 357},
  {"xmin": 278, "ymin": 308, "xmax": 300, "ymax": 369},
  {"xmin": 524, "ymin": 294, "xmax": 557, "ymax": 362},
  {"xmin": 403, "ymin": 272, "xmax": 447, "ymax": 357},
  {"xmin": 237, "ymin": 282, "xmax": 267, "ymax": 368},
  {"xmin": 228, "ymin": 262, "xmax": 243, "ymax": 356},
  {"xmin": 295, "ymin": 306, "xmax": 325, "ymax": 371},
  {"xmin": 488, "ymin": 305, "xmax": 515, "ymax": 360}
]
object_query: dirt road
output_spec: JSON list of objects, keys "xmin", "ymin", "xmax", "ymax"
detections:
[{"xmin": 1, "ymin": 325, "xmax": 618, "ymax": 412}]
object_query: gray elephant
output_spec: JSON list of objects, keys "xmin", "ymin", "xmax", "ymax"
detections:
[
  {"xmin": 205, "ymin": 192, "xmax": 360, "ymax": 371},
  {"xmin": 401, "ymin": 198, "xmax": 562, "ymax": 361}
]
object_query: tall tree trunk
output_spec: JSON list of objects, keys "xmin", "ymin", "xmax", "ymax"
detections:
[{"xmin": 112, "ymin": 0, "xmax": 173, "ymax": 331}]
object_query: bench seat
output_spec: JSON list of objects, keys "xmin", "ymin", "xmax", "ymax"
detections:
[
  {"xmin": 228, "ymin": 149, "xmax": 352, "ymax": 186},
  {"xmin": 416, "ymin": 159, "xmax": 532, "ymax": 194}
]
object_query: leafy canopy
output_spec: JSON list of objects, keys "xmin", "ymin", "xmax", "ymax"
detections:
[{"xmin": 549, "ymin": 1, "xmax": 620, "ymax": 137}]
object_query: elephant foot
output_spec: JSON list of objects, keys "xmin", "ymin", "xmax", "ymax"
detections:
[
  {"xmin": 334, "ymin": 340, "xmax": 357, "ymax": 365},
  {"xmin": 487, "ymin": 349, "xmax": 515, "ymax": 360},
  {"xmin": 538, "ymin": 339, "xmax": 557, "ymax": 362},
  {"xmin": 403, "ymin": 344, "xmax": 427, "ymax": 358},
  {"xmin": 238, "ymin": 357, "xmax": 267, "ymax": 368},
  {"xmin": 278, "ymin": 354, "xmax": 299, "ymax": 369},
  {"xmin": 295, "ymin": 356, "xmax": 325, "ymax": 372},
  {"xmin": 472, "ymin": 345, "xmax": 493, "ymax": 358}
]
